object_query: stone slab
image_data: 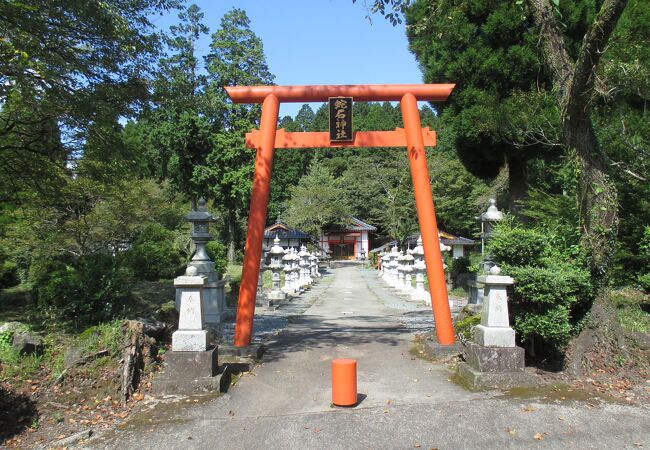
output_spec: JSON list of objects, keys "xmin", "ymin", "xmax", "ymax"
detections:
[
  {"xmin": 178, "ymin": 289, "xmax": 204, "ymax": 330},
  {"xmin": 474, "ymin": 325, "xmax": 515, "ymax": 347},
  {"xmin": 172, "ymin": 329, "xmax": 209, "ymax": 352},
  {"xmin": 153, "ymin": 366, "xmax": 231, "ymax": 396},
  {"xmin": 174, "ymin": 275, "xmax": 207, "ymax": 287},
  {"xmin": 410, "ymin": 290, "xmax": 429, "ymax": 302},
  {"xmin": 476, "ymin": 274, "xmax": 513, "ymax": 285},
  {"xmin": 219, "ymin": 343, "xmax": 265, "ymax": 359},
  {"xmin": 464, "ymin": 341, "xmax": 524, "ymax": 373},
  {"xmin": 423, "ymin": 341, "xmax": 462, "ymax": 359},
  {"xmin": 161, "ymin": 346, "xmax": 218, "ymax": 379},
  {"xmin": 457, "ymin": 362, "xmax": 538, "ymax": 390},
  {"xmin": 480, "ymin": 286, "xmax": 510, "ymax": 328},
  {"xmin": 267, "ymin": 291, "xmax": 287, "ymax": 301}
]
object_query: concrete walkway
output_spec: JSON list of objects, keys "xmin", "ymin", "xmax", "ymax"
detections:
[{"xmin": 90, "ymin": 264, "xmax": 649, "ymax": 449}]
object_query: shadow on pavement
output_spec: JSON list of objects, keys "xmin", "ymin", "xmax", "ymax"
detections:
[{"xmin": 261, "ymin": 314, "xmax": 407, "ymax": 363}]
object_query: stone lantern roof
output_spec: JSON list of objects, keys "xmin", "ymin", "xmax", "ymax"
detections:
[
  {"xmin": 186, "ymin": 198, "xmax": 214, "ymax": 239},
  {"xmin": 268, "ymin": 236, "xmax": 284, "ymax": 255},
  {"xmin": 481, "ymin": 198, "xmax": 504, "ymax": 222}
]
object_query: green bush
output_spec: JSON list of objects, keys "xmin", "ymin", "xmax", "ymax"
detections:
[
  {"xmin": 638, "ymin": 273, "xmax": 650, "ymax": 293},
  {"xmin": 513, "ymin": 304, "xmax": 573, "ymax": 349},
  {"xmin": 508, "ymin": 264, "xmax": 592, "ymax": 307},
  {"xmin": 488, "ymin": 222, "xmax": 592, "ymax": 356},
  {"xmin": 637, "ymin": 227, "xmax": 650, "ymax": 293},
  {"xmin": 123, "ymin": 223, "xmax": 184, "ymax": 281},
  {"xmin": 0, "ymin": 259, "xmax": 18, "ymax": 289},
  {"xmin": 31, "ymin": 253, "xmax": 133, "ymax": 330},
  {"xmin": 489, "ymin": 224, "xmax": 547, "ymax": 267},
  {"xmin": 206, "ymin": 240, "xmax": 229, "ymax": 275},
  {"xmin": 448, "ymin": 256, "xmax": 470, "ymax": 277}
]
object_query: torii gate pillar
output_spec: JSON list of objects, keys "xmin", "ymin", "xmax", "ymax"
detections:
[
  {"xmin": 234, "ymin": 93, "xmax": 280, "ymax": 348},
  {"xmin": 227, "ymin": 84, "xmax": 456, "ymax": 348}
]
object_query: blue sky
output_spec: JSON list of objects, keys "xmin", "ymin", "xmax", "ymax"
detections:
[{"xmin": 150, "ymin": 0, "xmax": 423, "ymax": 117}]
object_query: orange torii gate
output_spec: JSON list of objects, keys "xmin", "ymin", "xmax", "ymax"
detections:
[{"xmin": 225, "ymin": 84, "xmax": 456, "ymax": 348}]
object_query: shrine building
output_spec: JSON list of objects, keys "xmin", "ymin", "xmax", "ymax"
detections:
[
  {"xmin": 320, "ymin": 217, "xmax": 376, "ymax": 260},
  {"xmin": 263, "ymin": 221, "xmax": 315, "ymax": 250}
]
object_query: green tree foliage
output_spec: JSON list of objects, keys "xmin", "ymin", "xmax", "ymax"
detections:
[
  {"xmin": 267, "ymin": 105, "xmax": 317, "ymax": 222},
  {"xmin": 284, "ymin": 161, "xmax": 351, "ymax": 238},
  {"xmin": 199, "ymin": 8, "xmax": 275, "ymax": 260},
  {"xmin": 590, "ymin": 0, "xmax": 650, "ymax": 285},
  {"xmin": 404, "ymin": 0, "xmax": 560, "ymax": 211},
  {"xmin": 0, "ymin": 0, "xmax": 180, "ymax": 201},
  {"xmin": 364, "ymin": 0, "xmax": 647, "ymax": 289},
  {"xmin": 125, "ymin": 4, "xmax": 214, "ymax": 200},
  {"xmin": 122, "ymin": 223, "xmax": 185, "ymax": 281},
  {"xmin": 155, "ymin": 3, "xmax": 209, "ymax": 113},
  {"xmin": 31, "ymin": 253, "xmax": 133, "ymax": 330}
]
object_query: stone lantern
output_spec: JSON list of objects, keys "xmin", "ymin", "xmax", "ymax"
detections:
[
  {"xmin": 480, "ymin": 198, "xmax": 504, "ymax": 272},
  {"xmin": 383, "ymin": 247, "xmax": 395, "ymax": 286},
  {"xmin": 309, "ymin": 253, "xmax": 319, "ymax": 279},
  {"xmin": 380, "ymin": 251, "xmax": 389, "ymax": 279},
  {"xmin": 390, "ymin": 245, "xmax": 401, "ymax": 288},
  {"xmin": 256, "ymin": 245, "xmax": 269, "ymax": 306},
  {"xmin": 395, "ymin": 252, "xmax": 405, "ymax": 291},
  {"xmin": 282, "ymin": 248, "xmax": 295, "ymax": 295},
  {"xmin": 290, "ymin": 248, "xmax": 302, "ymax": 294},
  {"xmin": 266, "ymin": 237, "xmax": 286, "ymax": 304},
  {"xmin": 186, "ymin": 198, "xmax": 214, "ymax": 272},
  {"xmin": 180, "ymin": 198, "xmax": 227, "ymax": 324},
  {"xmin": 298, "ymin": 245, "xmax": 312, "ymax": 288},
  {"xmin": 411, "ymin": 236, "xmax": 429, "ymax": 303},
  {"xmin": 400, "ymin": 250, "xmax": 414, "ymax": 295}
]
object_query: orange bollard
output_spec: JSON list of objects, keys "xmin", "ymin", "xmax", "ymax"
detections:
[{"xmin": 332, "ymin": 358, "xmax": 357, "ymax": 406}]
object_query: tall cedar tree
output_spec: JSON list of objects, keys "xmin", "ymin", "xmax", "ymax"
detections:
[{"xmin": 201, "ymin": 8, "xmax": 275, "ymax": 261}]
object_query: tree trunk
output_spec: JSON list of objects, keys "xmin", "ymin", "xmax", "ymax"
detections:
[
  {"xmin": 506, "ymin": 155, "xmax": 529, "ymax": 218},
  {"xmin": 566, "ymin": 117, "xmax": 618, "ymax": 283},
  {"xmin": 530, "ymin": 0, "xmax": 627, "ymax": 282},
  {"xmin": 226, "ymin": 210, "xmax": 237, "ymax": 263}
]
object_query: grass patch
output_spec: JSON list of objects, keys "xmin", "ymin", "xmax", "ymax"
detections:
[
  {"xmin": 611, "ymin": 289, "xmax": 650, "ymax": 334},
  {"xmin": 455, "ymin": 313, "xmax": 481, "ymax": 343},
  {"xmin": 449, "ymin": 287, "xmax": 467, "ymax": 297},
  {"xmin": 226, "ymin": 264, "xmax": 243, "ymax": 281}
]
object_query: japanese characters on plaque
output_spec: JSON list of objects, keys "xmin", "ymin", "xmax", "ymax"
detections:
[{"xmin": 329, "ymin": 97, "xmax": 353, "ymax": 142}]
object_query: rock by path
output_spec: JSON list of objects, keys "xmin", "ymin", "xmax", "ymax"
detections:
[{"xmin": 88, "ymin": 263, "xmax": 649, "ymax": 449}]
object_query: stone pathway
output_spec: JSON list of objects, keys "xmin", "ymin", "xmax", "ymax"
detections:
[{"xmin": 89, "ymin": 263, "xmax": 649, "ymax": 449}]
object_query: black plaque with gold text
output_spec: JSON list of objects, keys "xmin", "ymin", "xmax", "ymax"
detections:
[{"xmin": 329, "ymin": 97, "xmax": 353, "ymax": 142}]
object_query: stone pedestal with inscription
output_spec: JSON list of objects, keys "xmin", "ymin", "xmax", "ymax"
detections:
[
  {"xmin": 172, "ymin": 270, "xmax": 210, "ymax": 351},
  {"xmin": 155, "ymin": 267, "xmax": 230, "ymax": 396},
  {"xmin": 457, "ymin": 267, "xmax": 537, "ymax": 389}
]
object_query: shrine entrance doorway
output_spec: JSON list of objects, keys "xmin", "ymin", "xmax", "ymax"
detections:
[
  {"xmin": 331, "ymin": 242, "xmax": 355, "ymax": 260},
  {"xmin": 225, "ymin": 84, "xmax": 457, "ymax": 348}
]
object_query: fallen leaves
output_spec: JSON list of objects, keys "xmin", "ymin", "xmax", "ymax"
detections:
[{"xmin": 534, "ymin": 432, "xmax": 549, "ymax": 441}]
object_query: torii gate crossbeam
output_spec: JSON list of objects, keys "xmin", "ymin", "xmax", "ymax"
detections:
[{"xmin": 225, "ymin": 84, "xmax": 456, "ymax": 348}]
